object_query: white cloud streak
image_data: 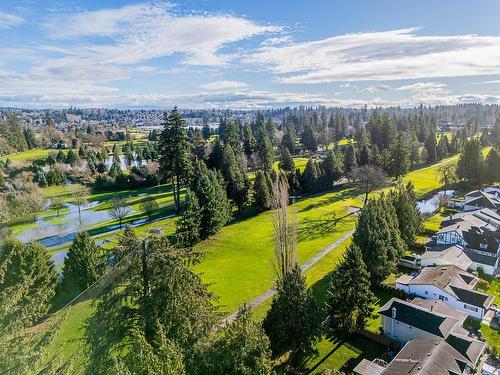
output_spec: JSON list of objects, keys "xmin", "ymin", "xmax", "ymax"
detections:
[
  {"xmin": 199, "ymin": 80, "xmax": 249, "ymax": 90},
  {"xmin": 247, "ymin": 28, "xmax": 500, "ymax": 84},
  {"xmin": 0, "ymin": 10, "xmax": 25, "ymax": 29}
]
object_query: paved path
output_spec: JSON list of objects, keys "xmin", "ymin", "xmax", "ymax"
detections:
[{"xmin": 222, "ymin": 229, "xmax": 355, "ymax": 325}]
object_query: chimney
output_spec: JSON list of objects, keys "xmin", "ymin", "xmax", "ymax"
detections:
[
  {"xmin": 430, "ymin": 304, "xmax": 433, "ymax": 312},
  {"xmin": 392, "ymin": 307, "xmax": 397, "ymax": 319}
]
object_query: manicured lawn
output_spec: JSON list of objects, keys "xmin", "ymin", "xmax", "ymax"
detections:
[
  {"xmin": 194, "ymin": 188, "xmax": 359, "ymax": 312},
  {"xmin": 365, "ymin": 290, "xmax": 393, "ymax": 334},
  {"xmin": 423, "ymin": 208, "xmax": 457, "ymax": 233},
  {"xmin": 481, "ymin": 324, "xmax": 500, "ymax": 352},
  {"xmin": 0, "ymin": 148, "xmax": 52, "ymax": 162}
]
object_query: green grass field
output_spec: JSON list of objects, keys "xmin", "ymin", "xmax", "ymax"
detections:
[{"xmin": 0, "ymin": 148, "xmax": 53, "ymax": 162}]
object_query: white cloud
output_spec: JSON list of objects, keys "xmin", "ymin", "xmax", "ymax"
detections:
[
  {"xmin": 396, "ymin": 82, "xmax": 448, "ymax": 94},
  {"xmin": 354, "ymin": 84, "xmax": 391, "ymax": 93},
  {"xmin": 472, "ymin": 79, "xmax": 500, "ymax": 85},
  {"xmin": 0, "ymin": 10, "xmax": 25, "ymax": 29},
  {"xmin": 246, "ymin": 28, "xmax": 500, "ymax": 84},
  {"xmin": 199, "ymin": 80, "xmax": 249, "ymax": 90},
  {"xmin": 43, "ymin": 3, "xmax": 279, "ymax": 67}
]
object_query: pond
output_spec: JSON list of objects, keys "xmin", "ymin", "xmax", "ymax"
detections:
[
  {"xmin": 417, "ymin": 190, "xmax": 455, "ymax": 215},
  {"xmin": 105, "ymin": 154, "xmax": 148, "ymax": 171}
]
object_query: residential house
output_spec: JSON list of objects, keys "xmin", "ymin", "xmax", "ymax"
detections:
[
  {"xmin": 434, "ymin": 210, "xmax": 500, "ymax": 275},
  {"xmin": 383, "ymin": 337, "xmax": 486, "ymax": 375},
  {"xmin": 378, "ymin": 297, "xmax": 468, "ymax": 345},
  {"xmin": 420, "ymin": 245, "xmax": 473, "ymax": 271},
  {"xmin": 395, "ymin": 265, "xmax": 494, "ymax": 319},
  {"xmin": 460, "ymin": 188, "xmax": 500, "ymax": 213}
]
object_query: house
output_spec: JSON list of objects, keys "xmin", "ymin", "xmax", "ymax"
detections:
[
  {"xmin": 460, "ymin": 188, "xmax": 500, "ymax": 213},
  {"xmin": 434, "ymin": 212, "xmax": 500, "ymax": 275},
  {"xmin": 383, "ymin": 337, "xmax": 486, "ymax": 375},
  {"xmin": 353, "ymin": 358, "xmax": 386, "ymax": 375},
  {"xmin": 378, "ymin": 297, "xmax": 468, "ymax": 345},
  {"xmin": 420, "ymin": 245, "xmax": 473, "ymax": 271},
  {"xmin": 395, "ymin": 265, "xmax": 494, "ymax": 319}
]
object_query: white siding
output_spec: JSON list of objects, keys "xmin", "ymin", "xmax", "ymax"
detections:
[{"xmin": 382, "ymin": 315, "xmax": 440, "ymax": 344}]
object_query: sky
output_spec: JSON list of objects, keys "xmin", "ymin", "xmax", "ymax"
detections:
[{"xmin": 1, "ymin": 0, "xmax": 500, "ymax": 109}]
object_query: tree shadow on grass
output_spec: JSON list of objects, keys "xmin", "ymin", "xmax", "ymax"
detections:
[
  {"xmin": 297, "ymin": 211, "xmax": 355, "ymax": 242},
  {"xmin": 298, "ymin": 188, "xmax": 359, "ymax": 213}
]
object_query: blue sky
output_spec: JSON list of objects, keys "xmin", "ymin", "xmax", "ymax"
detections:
[{"xmin": 1, "ymin": 0, "xmax": 500, "ymax": 108}]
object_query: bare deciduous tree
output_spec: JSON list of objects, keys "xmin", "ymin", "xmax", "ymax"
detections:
[
  {"xmin": 72, "ymin": 186, "xmax": 91, "ymax": 222},
  {"xmin": 349, "ymin": 165, "xmax": 387, "ymax": 206},
  {"xmin": 109, "ymin": 198, "xmax": 132, "ymax": 229},
  {"xmin": 272, "ymin": 176, "xmax": 297, "ymax": 279}
]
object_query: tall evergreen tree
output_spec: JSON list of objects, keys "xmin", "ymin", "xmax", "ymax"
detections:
[
  {"xmin": 61, "ymin": 232, "xmax": 104, "ymax": 293},
  {"xmin": 158, "ymin": 108, "xmax": 192, "ymax": 212},
  {"xmin": 321, "ymin": 150, "xmax": 342, "ymax": 189},
  {"xmin": 0, "ymin": 239, "xmax": 57, "ymax": 331},
  {"xmin": 301, "ymin": 123, "xmax": 318, "ymax": 152},
  {"xmin": 456, "ymin": 138, "xmax": 484, "ymax": 187},
  {"xmin": 221, "ymin": 145, "xmax": 249, "ymax": 211},
  {"xmin": 256, "ymin": 122, "xmax": 274, "ymax": 172},
  {"xmin": 327, "ymin": 244, "xmax": 374, "ymax": 335},
  {"xmin": 208, "ymin": 137, "xmax": 224, "ymax": 170},
  {"xmin": 281, "ymin": 125, "xmax": 297, "ymax": 154},
  {"xmin": 242, "ymin": 123, "xmax": 256, "ymax": 158},
  {"xmin": 343, "ymin": 143, "xmax": 357, "ymax": 174},
  {"xmin": 353, "ymin": 196, "xmax": 406, "ymax": 283},
  {"xmin": 263, "ymin": 265, "xmax": 321, "ymax": 358},
  {"xmin": 387, "ymin": 182, "xmax": 423, "ymax": 246},
  {"xmin": 301, "ymin": 159, "xmax": 320, "ymax": 193},
  {"xmin": 279, "ymin": 147, "xmax": 295, "ymax": 173},
  {"xmin": 195, "ymin": 170, "xmax": 231, "ymax": 238},
  {"xmin": 176, "ymin": 189, "xmax": 202, "ymax": 247},
  {"xmin": 437, "ymin": 134, "xmax": 449, "ymax": 160},
  {"xmin": 253, "ymin": 170, "xmax": 272, "ymax": 211},
  {"xmin": 425, "ymin": 133, "xmax": 437, "ymax": 164},
  {"xmin": 388, "ymin": 132, "xmax": 411, "ymax": 178},
  {"xmin": 484, "ymin": 147, "xmax": 500, "ymax": 184}
]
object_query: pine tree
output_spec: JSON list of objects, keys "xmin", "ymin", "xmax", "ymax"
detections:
[
  {"xmin": 208, "ymin": 137, "xmax": 224, "ymax": 170},
  {"xmin": 158, "ymin": 108, "xmax": 192, "ymax": 212},
  {"xmin": 484, "ymin": 147, "xmax": 500, "ymax": 184},
  {"xmin": 301, "ymin": 123, "xmax": 318, "ymax": 152},
  {"xmin": 193, "ymin": 308, "xmax": 272, "ymax": 375},
  {"xmin": 223, "ymin": 120, "xmax": 242, "ymax": 156},
  {"xmin": 388, "ymin": 182, "xmax": 423, "ymax": 246},
  {"xmin": 358, "ymin": 142, "xmax": 371, "ymax": 166},
  {"xmin": 327, "ymin": 244, "xmax": 374, "ymax": 335},
  {"xmin": 195, "ymin": 170, "xmax": 231, "ymax": 238},
  {"xmin": 0, "ymin": 239, "xmax": 57, "ymax": 330},
  {"xmin": 388, "ymin": 131, "xmax": 411, "ymax": 178},
  {"xmin": 176, "ymin": 189, "xmax": 202, "ymax": 247},
  {"xmin": 253, "ymin": 170, "xmax": 272, "ymax": 211},
  {"xmin": 279, "ymin": 147, "xmax": 295, "ymax": 173},
  {"xmin": 321, "ymin": 150, "xmax": 342, "ymax": 189},
  {"xmin": 353, "ymin": 196, "xmax": 406, "ymax": 283},
  {"xmin": 65, "ymin": 149, "xmax": 79, "ymax": 166},
  {"xmin": 62, "ymin": 232, "xmax": 104, "ymax": 293},
  {"xmin": 263, "ymin": 265, "xmax": 321, "ymax": 358},
  {"xmin": 23, "ymin": 127, "xmax": 37, "ymax": 149},
  {"xmin": 301, "ymin": 159, "xmax": 319, "ymax": 193},
  {"xmin": 343, "ymin": 143, "xmax": 357, "ymax": 174},
  {"xmin": 425, "ymin": 133, "xmax": 437, "ymax": 164},
  {"xmin": 437, "ymin": 135, "xmax": 449, "ymax": 159},
  {"xmin": 281, "ymin": 125, "xmax": 297, "ymax": 154},
  {"xmin": 480, "ymin": 129, "xmax": 490, "ymax": 146},
  {"xmin": 112, "ymin": 226, "xmax": 139, "ymax": 264},
  {"xmin": 108, "ymin": 159, "xmax": 121, "ymax": 177},
  {"xmin": 242, "ymin": 123, "xmax": 256, "ymax": 158},
  {"xmin": 221, "ymin": 145, "xmax": 249, "ymax": 211},
  {"xmin": 256, "ymin": 122, "xmax": 274, "ymax": 172},
  {"xmin": 457, "ymin": 138, "xmax": 484, "ymax": 187}
]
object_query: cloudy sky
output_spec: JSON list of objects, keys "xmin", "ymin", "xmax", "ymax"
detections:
[{"xmin": 1, "ymin": 0, "xmax": 500, "ymax": 108}]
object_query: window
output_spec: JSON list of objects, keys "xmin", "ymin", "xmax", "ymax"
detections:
[
  {"xmin": 464, "ymin": 304, "xmax": 479, "ymax": 312},
  {"xmin": 439, "ymin": 295, "xmax": 448, "ymax": 301},
  {"xmin": 425, "ymin": 291, "xmax": 428, "ymax": 295}
]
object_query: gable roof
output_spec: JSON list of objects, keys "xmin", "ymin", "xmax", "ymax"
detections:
[
  {"xmin": 421, "ymin": 245, "xmax": 472, "ymax": 271},
  {"xmin": 378, "ymin": 298, "xmax": 461, "ymax": 338},
  {"xmin": 445, "ymin": 332, "xmax": 486, "ymax": 364},
  {"xmin": 449, "ymin": 285, "xmax": 493, "ymax": 309},
  {"xmin": 383, "ymin": 339, "xmax": 472, "ymax": 375}
]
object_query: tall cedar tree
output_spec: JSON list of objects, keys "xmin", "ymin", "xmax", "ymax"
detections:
[
  {"xmin": 437, "ymin": 135, "xmax": 449, "ymax": 159},
  {"xmin": 208, "ymin": 138, "xmax": 224, "ymax": 170},
  {"xmin": 425, "ymin": 133, "xmax": 437, "ymax": 164},
  {"xmin": 327, "ymin": 244, "xmax": 374, "ymax": 336},
  {"xmin": 158, "ymin": 108, "xmax": 192, "ymax": 212},
  {"xmin": 176, "ymin": 188, "xmax": 202, "ymax": 247},
  {"xmin": 242, "ymin": 123, "xmax": 256, "ymax": 158},
  {"xmin": 387, "ymin": 182, "xmax": 423, "ymax": 246},
  {"xmin": 85, "ymin": 237, "xmax": 218, "ymax": 374},
  {"xmin": 484, "ymin": 147, "xmax": 500, "ymax": 183},
  {"xmin": 0, "ymin": 239, "xmax": 57, "ymax": 332},
  {"xmin": 253, "ymin": 170, "xmax": 272, "ymax": 211},
  {"xmin": 301, "ymin": 123, "xmax": 318, "ymax": 152},
  {"xmin": 221, "ymin": 144, "xmax": 249, "ymax": 211},
  {"xmin": 263, "ymin": 265, "xmax": 321, "ymax": 358},
  {"xmin": 281, "ymin": 126, "xmax": 297, "ymax": 154},
  {"xmin": 321, "ymin": 149, "xmax": 342, "ymax": 188},
  {"xmin": 279, "ymin": 147, "xmax": 295, "ymax": 173},
  {"xmin": 61, "ymin": 232, "xmax": 104, "ymax": 293},
  {"xmin": 353, "ymin": 196, "xmax": 406, "ymax": 283},
  {"xmin": 343, "ymin": 143, "xmax": 357, "ymax": 174},
  {"xmin": 112, "ymin": 226, "xmax": 140, "ymax": 264},
  {"xmin": 256, "ymin": 122, "xmax": 274, "ymax": 172},
  {"xmin": 223, "ymin": 120, "xmax": 242, "ymax": 156},
  {"xmin": 456, "ymin": 138, "xmax": 484, "ymax": 187},
  {"xmin": 193, "ymin": 308, "xmax": 272, "ymax": 375},
  {"xmin": 195, "ymin": 170, "xmax": 231, "ymax": 238},
  {"xmin": 301, "ymin": 158, "xmax": 320, "ymax": 193},
  {"xmin": 388, "ymin": 131, "xmax": 411, "ymax": 178}
]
